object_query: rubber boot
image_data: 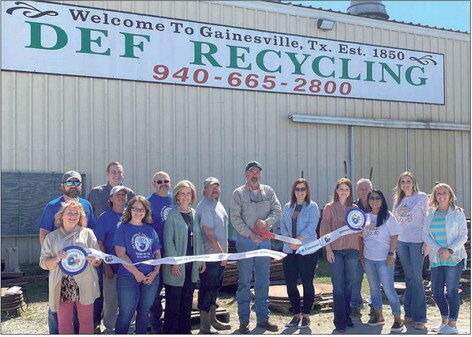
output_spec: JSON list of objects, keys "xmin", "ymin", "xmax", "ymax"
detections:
[
  {"xmin": 199, "ymin": 310, "xmax": 212, "ymax": 334},
  {"xmin": 210, "ymin": 305, "xmax": 231, "ymax": 330}
]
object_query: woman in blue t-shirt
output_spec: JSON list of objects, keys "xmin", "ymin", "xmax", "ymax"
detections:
[
  {"xmin": 114, "ymin": 196, "xmax": 161, "ymax": 334},
  {"xmin": 422, "ymin": 183, "xmax": 468, "ymax": 334}
]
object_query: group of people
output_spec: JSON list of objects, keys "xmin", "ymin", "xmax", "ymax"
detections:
[{"xmin": 38, "ymin": 161, "xmax": 468, "ymax": 335}]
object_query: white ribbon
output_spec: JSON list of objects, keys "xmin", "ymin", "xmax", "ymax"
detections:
[
  {"xmin": 88, "ymin": 248, "xmax": 286, "ymax": 266},
  {"xmin": 272, "ymin": 234, "xmax": 302, "ymax": 245},
  {"xmin": 296, "ymin": 226, "xmax": 358, "ymax": 256}
]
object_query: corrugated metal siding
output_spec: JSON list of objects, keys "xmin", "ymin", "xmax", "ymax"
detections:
[
  {"xmin": 2, "ymin": 236, "xmax": 40, "ymax": 265},
  {"xmin": 1, "ymin": 1, "xmax": 470, "ymax": 260}
]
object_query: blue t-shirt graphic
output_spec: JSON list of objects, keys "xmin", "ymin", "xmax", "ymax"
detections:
[
  {"xmin": 147, "ymin": 193, "xmax": 173, "ymax": 247},
  {"xmin": 114, "ymin": 222, "xmax": 161, "ymax": 276},
  {"xmin": 39, "ymin": 196, "xmax": 95, "ymax": 231},
  {"xmin": 94, "ymin": 209, "xmax": 122, "ymax": 273}
]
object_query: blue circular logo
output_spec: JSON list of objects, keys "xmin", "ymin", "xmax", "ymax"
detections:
[
  {"xmin": 345, "ymin": 208, "xmax": 366, "ymax": 231},
  {"xmin": 59, "ymin": 245, "xmax": 88, "ymax": 276}
]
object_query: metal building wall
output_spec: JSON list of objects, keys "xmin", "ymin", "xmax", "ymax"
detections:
[{"xmin": 1, "ymin": 1, "xmax": 470, "ymax": 261}]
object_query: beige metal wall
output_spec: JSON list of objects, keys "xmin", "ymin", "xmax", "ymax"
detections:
[
  {"xmin": 2, "ymin": 1, "xmax": 470, "ymax": 262},
  {"xmin": 353, "ymin": 128, "xmax": 471, "ymax": 215}
]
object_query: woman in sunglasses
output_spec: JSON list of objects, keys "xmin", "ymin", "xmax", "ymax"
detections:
[
  {"xmin": 162, "ymin": 180, "xmax": 205, "ymax": 334},
  {"xmin": 392, "ymin": 171, "xmax": 428, "ymax": 330},
  {"xmin": 39, "ymin": 200, "xmax": 101, "ymax": 334},
  {"xmin": 422, "ymin": 183, "xmax": 467, "ymax": 334},
  {"xmin": 359, "ymin": 190, "xmax": 403, "ymax": 332},
  {"xmin": 114, "ymin": 196, "xmax": 162, "ymax": 334},
  {"xmin": 319, "ymin": 178, "xmax": 359, "ymax": 333},
  {"xmin": 280, "ymin": 178, "xmax": 320, "ymax": 329}
]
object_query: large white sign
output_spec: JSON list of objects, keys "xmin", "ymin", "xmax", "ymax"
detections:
[{"xmin": 2, "ymin": 1, "xmax": 445, "ymax": 104}]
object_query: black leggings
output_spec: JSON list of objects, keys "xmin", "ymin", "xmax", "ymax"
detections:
[{"xmin": 282, "ymin": 253, "xmax": 318, "ymax": 314}]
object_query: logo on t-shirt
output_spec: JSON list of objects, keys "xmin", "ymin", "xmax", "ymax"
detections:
[
  {"xmin": 364, "ymin": 225, "xmax": 380, "ymax": 236},
  {"xmin": 132, "ymin": 233, "xmax": 151, "ymax": 253},
  {"xmin": 161, "ymin": 205, "xmax": 172, "ymax": 221},
  {"xmin": 394, "ymin": 207, "xmax": 412, "ymax": 223}
]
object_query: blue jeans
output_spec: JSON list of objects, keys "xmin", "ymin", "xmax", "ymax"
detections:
[
  {"xmin": 93, "ymin": 264, "xmax": 104, "ymax": 327},
  {"xmin": 396, "ymin": 241, "xmax": 427, "ymax": 322},
  {"xmin": 430, "ymin": 259, "xmax": 464, "ymax": 321},
  {"xmin": 48, "ymin": 309, "xmax": 59, "ymax": 334},
  {"xmin": 150, "ymin": 273, "xmax": 164, "ymax": 332},
  {"xmin": 236, "ymin": 236, "xmax": 271, "ymax": 323},
  {"xmin": 198, "ymin": 262, "xmax": 225, "ymax": 312},
  {"xmin": 328, "ymin": 249, "xmax": 359, "ymax": 330},
  {"xmin": 350, "ymin": 260, "xmax": 364, "ymax": 308},
  {"xmin": 115, "ymin": 274, "xmax": 159, "ymax": 334},
  {"xmin": 364, "ymin": 259, "xmax": 401, "ymax": 316}
]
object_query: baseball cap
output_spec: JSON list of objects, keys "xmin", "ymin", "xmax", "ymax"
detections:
[
  {"xmin": 245, "ymin": 161, "xmax": 262, "ymax": 172},
  {"xmin": 62, "ymin": 170, "xmax": 82, "ymax": 183},
  {"xmin": 109, "ymin": 185, "xmax": 130, "ymax": 196},
  {"xmin": 203, "ymin": 177, "xmax": 220, "ymax": 189}
]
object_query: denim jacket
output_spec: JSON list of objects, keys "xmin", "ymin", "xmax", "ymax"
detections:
[
  {"xmin": 280, "ymin": 200, "xmax": 319, "ymax": 253},
  {"xmin": 422, "ymin": 206, "xmax": 468, "ymax": 266}
]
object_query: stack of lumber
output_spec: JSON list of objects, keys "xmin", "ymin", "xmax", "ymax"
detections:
[
  {"xmin": 222, "ymin": 259, "xmax": 285, "ymax": 288},
  {"xmin": 267, "ymin": 283, "xmax": 334, "ymax": 313}
]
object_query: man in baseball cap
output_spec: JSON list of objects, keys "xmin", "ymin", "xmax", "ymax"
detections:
[
  {"xmin": 94, "ymin": 184, "xmax": 131, "ymax": 334},
  {"xmin": 196, "ymin": 177, "xmax": 231, "ymax": 333},
  {"xmin": 230, "ymin": 161, "xmax": 282, "ymax": 333}
]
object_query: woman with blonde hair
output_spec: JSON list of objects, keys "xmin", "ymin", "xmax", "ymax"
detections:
[
  {"xmin": 422, "ymin": 183, "xmax": 467, "ymax": 334},
  {"xmin": 114, "ymin": 196, "xmax": 162, "ymax": 334},
  {"xmin": 163, "ymin": 180, "xmax": 205, "ymax": 334},
  {"xmin": 392, "ymin": 171, "xmax": 428, "ymax": 330},
  {"xmin": 40, "ymin": 200, "xmax": 101, "ymax": 334},
  {"xmin": 320, "ymin": 178, "xmax": 359, "ymax": 333}
]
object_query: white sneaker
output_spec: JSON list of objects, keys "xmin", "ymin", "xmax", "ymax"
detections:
[
  {"xmin": 438, "ymin": 324, "xmax": 459, "ymax": 334},
  {"xmin": 432, "ymin": 323, "xmax": 446, "ymax": 332}
]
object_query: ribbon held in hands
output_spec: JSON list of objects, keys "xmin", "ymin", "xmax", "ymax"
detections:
[
  {"xmin": 257, "ymin": 227, "xmax": 302, "ymax": 245},
  {"xmin": 296, "ymin": 208, "xmax": 367, "ymax": 256}
]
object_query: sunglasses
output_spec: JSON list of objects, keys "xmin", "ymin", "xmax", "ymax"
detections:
[
  {"xmin": 369, "ymin": 196, "xmax": 382, "ymax": 201},
  {"xmin": 295, "ymin": 187, "xmax": 307, "ymax": 192},
  {"xmin": 63, "ymin": 181, "xmax": 81, "ymax": 187},
  {"xmin": 156, "ymin": 180, "xmax": 170, "ymax": 185}
]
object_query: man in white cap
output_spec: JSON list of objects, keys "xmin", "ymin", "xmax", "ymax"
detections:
[
  {"xmin": 94, "ymin": 185, "xmax": 130, "ymax": 334},
  {"xmin": 87, "ymin": 161, "xmax": 134, "ymax": 332},
  {"xmin": 196, "ymin": 177, "xmax": 231, "ymax": 333},
  {"xmin": 38, "ymin": 170, "xmax": 95, "ymax": 334},
  {"xmin": 230, "ymin": 161, "xmax": 282, "ymax": 333}
]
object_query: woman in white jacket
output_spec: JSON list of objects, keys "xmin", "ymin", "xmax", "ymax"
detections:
[{"xmin": 422, "ymin": 183, "xmax": 468, "ymax": 334}]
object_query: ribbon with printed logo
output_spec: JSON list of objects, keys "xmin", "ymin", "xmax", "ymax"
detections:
[
  {"xmin": 88, "ymin": 248, "xmax": 287, "ymax": 266},
  {"xmin": 296, "ymin": 208, "xmax": 368, "ymax": 256}
]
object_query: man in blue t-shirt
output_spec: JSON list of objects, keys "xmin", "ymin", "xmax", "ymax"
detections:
[
  {"xmin": 147, "ymin": 171, "xmax": 173, "ymax": 333},
  {"xmin": 94, "ymin": 185, "xmax": 129, "ymax": 334},
  {"xmin": 38, "ymin": 170, "xmax": 95, "ymax": 334},
  {"xmin": 38, "ymin": 170, "xmax": 95, "ymax": 245}
]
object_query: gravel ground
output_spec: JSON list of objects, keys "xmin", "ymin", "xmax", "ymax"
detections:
[
  {"xmin": 1, "ymin": 283, "xmax": 470, "ymax": 335},
  {"xmin": 2, "ymin": 263, "xmax": 470, "ymax": 335}
]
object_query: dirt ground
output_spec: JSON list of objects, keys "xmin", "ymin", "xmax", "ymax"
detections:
[
  {"xmin": 1, "ymin": 296, "xmax": 471, "ymax": 335},
  {"xmin": 1, "ymin": 278, "xmax": 470, "ymax": 335}
]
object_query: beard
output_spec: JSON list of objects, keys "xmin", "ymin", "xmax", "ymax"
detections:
[
  {"xmin": 159, "ymin": 185, "xmax": 169, "ymax": 193},
  {"xmin": 64, "ymin": 188, "xmax": 81, "ymax": 198},
  {"xmin": 250, "ymin": 177, "xmax": 259, "ymax": 184}
]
